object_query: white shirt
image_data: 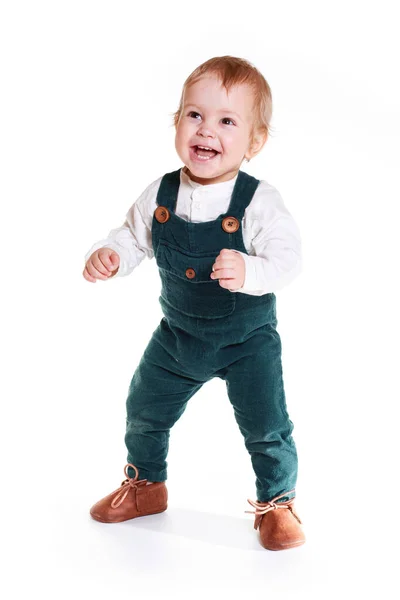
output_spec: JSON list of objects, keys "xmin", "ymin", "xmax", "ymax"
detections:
[{"xmin": 85, "ymin": 167, "xmax": 302, "ymax": 295}]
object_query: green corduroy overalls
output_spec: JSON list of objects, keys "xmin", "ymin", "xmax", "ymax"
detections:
[{"xmin": 125, "ymin": 168, "xmax": 298, "ymax": 502}]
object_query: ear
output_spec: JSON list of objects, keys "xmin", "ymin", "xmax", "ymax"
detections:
[{"xmin": 245, "ymin": 130, "xmax": 268, "ymax": 161}]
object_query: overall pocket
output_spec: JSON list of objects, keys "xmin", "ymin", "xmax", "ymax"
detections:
[{"xmin": 156, "ymin": 241, "xmax": 236, "ymax": 319}]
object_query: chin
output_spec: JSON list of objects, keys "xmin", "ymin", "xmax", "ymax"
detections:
[
  {"xmin": 188, "ymin": 163, "xmax": 222, "ymax": 178},
  {"xmin": 189, "ymin": 164, "xmax": 220, "ymax": 176}
]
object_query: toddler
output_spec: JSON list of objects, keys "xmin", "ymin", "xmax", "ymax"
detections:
[{"xmin": 83, "ymin": 56, "xmax": 305, "ymax": 550}]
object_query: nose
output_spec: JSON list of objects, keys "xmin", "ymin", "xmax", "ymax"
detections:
[{"xmin": 197, "ymin": 121, "xmax": 216, "ymax": 139}]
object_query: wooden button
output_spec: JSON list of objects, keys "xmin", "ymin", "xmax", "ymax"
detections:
[
  {"xmin": 222, "ymin": 216, "xmax": 240, "ymax": 233},
  {"xmin": 185, "ymin": 268, "xmax": 196, "ymax": 279},
  {"xmin": 154, "ymin": 206, "xmax": 170, "ymax": 223}
]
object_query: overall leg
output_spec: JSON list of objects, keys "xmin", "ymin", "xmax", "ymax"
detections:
[
  {"xmin": 220, "ymin": 323, "xmax": 298, "ymax": 503},
  {"xmin": 125, "ymin": 319, "xmax": 206, "ymax": 482}
]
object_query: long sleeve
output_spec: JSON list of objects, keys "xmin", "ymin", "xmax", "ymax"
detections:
[
  {"xmin": 230, "ymin": 184, "xmax": 302, "ymax": 295},
  {"xmin": 84, "ymin": 179, "xmax": 161, "ymax": 277},
  {"xmin": 84, "ymin": 173, "xmax": 302, "ymax": 291}
]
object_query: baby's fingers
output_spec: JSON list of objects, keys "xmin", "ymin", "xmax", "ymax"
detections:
[
  {"xmin": 211, "ymin": 268, "xmax": 235, "ymax": 280},
  {"xmin": 85, "ymin": 260, "xmax": 109, "ymax": 281},
  {"xmin": 99, "ymin": 248, "xmax": 119, "ymax": 271},
  {"xmin": 92, "ymin": 254, "xmax": 113, "ymax": 277},
  {"xmin": 83, "ymin": 266, "xmax": 97, "ymax": 283}
]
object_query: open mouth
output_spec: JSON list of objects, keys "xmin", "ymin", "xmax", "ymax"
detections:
[{"xmin": 191, "ymin": 145, "xmax": 220, "ymax": 160}]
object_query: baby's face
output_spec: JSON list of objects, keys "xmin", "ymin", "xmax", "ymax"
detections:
[{"xmin": 175, "ymin": 76, "xmax": 257, "ymax": 185}]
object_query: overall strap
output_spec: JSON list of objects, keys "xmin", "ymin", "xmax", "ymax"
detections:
[
  {"xmin": 226, "ymin": 170, "xmax": 260, "ymax": 220},
  {"xmin": 155, "ymin": 168, "xmax": 181, "ymax": 211},
  {"xmin": 155, "ymin": 168, "xmax": 260, "ymax": 218}
]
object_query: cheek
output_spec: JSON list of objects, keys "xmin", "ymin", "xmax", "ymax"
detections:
[
  {"xmin": 224, "ymin": 129, "xmax": 247, "ymax": 151},
  {"xmin": 175, "ymin": 122, "xmax": 191, "ymax": 147},
  {"xmin": 175, "ymin": 129, "xmax": 185, "ymax": 152}
]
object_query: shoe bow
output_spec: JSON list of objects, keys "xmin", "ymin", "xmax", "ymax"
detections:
[
  {"xmin": 245, "ymin": 490, "xmax": 301, "ymax": 530},
  {"xmin": 110, "ymin": 463, "xmax": 148, "ymax": 509}
]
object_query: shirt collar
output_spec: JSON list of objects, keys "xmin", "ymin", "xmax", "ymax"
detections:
[{"xmin": 180, "ymin": 166, "xmax": 238, "ymax": 199}]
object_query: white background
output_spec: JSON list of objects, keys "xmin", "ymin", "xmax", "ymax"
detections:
[{"xmin": 1, "ymin": 0, "xmax": 399, "ymax": 598}]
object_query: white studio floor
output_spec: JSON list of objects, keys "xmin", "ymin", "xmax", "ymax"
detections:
[{"xmin": 5, "ymin": 464, "xmax": 396, "ymax": 600}]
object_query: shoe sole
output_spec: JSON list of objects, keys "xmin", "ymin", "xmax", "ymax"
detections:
[
  {"xmin": 262, "ymin": 539, "xmax": 306, "ymax": 551},
  {"xmin": 90, "ymin": 506, "xmax": 168, "ymax": 523}
]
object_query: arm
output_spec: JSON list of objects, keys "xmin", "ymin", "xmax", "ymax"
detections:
[
  {"xmin": 237, "ymin": 185, "xmax": 302, "ymax": 295},
  {"xmin": 232, "ymin": 221, "xmax": 302, "ymax": 295},
  {"xmin": 83, "ymin": 178, "xmax": 161, "ymax": 280},
  {"xmin": 212, "ymin": 184, "xmax": 302, "ymax": 295}
]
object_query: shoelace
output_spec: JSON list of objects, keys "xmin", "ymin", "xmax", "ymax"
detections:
[
  {"xmin": 110, "ymin": 463, "xmax": 148, "ymax": 509},
  {"xmin": 245, "ymin": 489, "xmax": 301, "ymax": 530}
]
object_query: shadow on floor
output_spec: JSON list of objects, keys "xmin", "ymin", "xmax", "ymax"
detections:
[{"xmin": 89, "ymin": 506, "xmax": 301, "ymax": 552}]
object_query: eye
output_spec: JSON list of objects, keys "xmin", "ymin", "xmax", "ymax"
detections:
[
  {"xmin": 222, "ymin": 118, "xmax": 235, "ymax": 126},
  {"xmin": 188, "ymin": 111, "xmax": 201, "ymax": 120}
]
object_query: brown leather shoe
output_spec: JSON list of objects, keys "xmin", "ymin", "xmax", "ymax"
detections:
[
  {"xmin": 90, "ymin": 463, "xmax": 168, "ymax": 523},
  {"xmin": 246, "ymin": 490, "xmax": 305, "ymax": 550}
]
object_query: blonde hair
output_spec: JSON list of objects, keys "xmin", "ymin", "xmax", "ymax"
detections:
[{"xmin": 171, "ymin": 56, "xmax": 274, "ymax": 141}]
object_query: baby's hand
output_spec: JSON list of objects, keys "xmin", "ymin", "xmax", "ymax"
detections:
[
  {"xmin": 83, "ymin": 248, "xmax": 120, "ymax": 283},
  {"xmin": 210, "ymin": 248, "xmax": 245, "ymax": 290}
]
